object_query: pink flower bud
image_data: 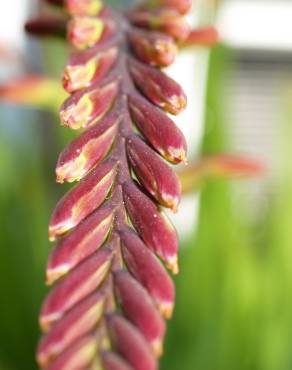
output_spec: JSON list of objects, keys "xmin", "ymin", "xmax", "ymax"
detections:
[
  {"xmin": 129, "ymin": 94, "xmax": 187, "ymax": 163},
  {"xmin": 120, "ymin": 228, "xmax": 175, "ymax": 318},
  {"xmin": 66, "ymin": 0, "xmax": 103, "ymax": 16},
  {"xmin": 63, "ymin": 46, "xmax": 118, "ymax": 93},
  {"xmin": 114, "ymin": 271, "xmax": 165, "ymax": 355},
  {"xmin": 128, "ymin": 29, "xmax": 176, "ymax": 67},
  {"xmin": 145, "ymin": 0, "xmax": 192, "ymax": 14},
  {"xmin": 46, "ymin": 335, "xmax": 98, "ymax": 370},
  {"xmin": 47, "ymin": 206, "xmax": 115, "ymax": 284},
  {"xmin": 49, "ymin": 160, "xmax": 117, "ymax": 241},
  {"xmin": 128, "ymin": 9, "xmax": 190, "ymax": 41},
  {"xmin": 123, "ymin": 181, "xmax": 178, "ymax": 273},
  {"xmin": 68, "ymin": 16, "xmax": 105, "ymax": 49},
  {"xmin": 60, "ymin": 80, "xmax": 119, "ymax": 129},
  {"xmin": 128, "ymin": 58, "xmax": 186, "ymax": 115},
  {"xmin": 37, "ymin": 292, "xmax": 105, "ymax": 367},
  {"xmin": 56, "ymin": 114, "xmax": 120, "ymax": 183},
  {"xmin": 127, "ymin": 135, "xmax": 181, "ymax": 211},
  {"xmin": 107, "ymin": 315, "xmax": 157, "ymax": 370},
  {"xmin": 102, "ymin": 352, "xmax": 134, "ymax": 370},
  {"xmin": 40, "ymin": 248, "xmax": 113, "ymax": 331}
]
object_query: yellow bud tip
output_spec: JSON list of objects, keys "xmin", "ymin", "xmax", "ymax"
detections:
[
  {"xmin": 46, "ymin": 264, "xmax": 71, "ymax": 285},
  {"xmin": 167, "ymin": 255, "xmax": 179, "ymax": 275},
  {"xmin": 158, "ymin": 301, "xmax": 174, "ymax": 319},
  {"xmin": 48, "ymin": 221, "xmax": 74, "ymax": 242},
  {"xmin": 152, "ymin": 339, "xmax": 164, "ymax": 357},
  {"xmin": 40, "ymin": 312, "xmax": 62, "ymax": 333}
]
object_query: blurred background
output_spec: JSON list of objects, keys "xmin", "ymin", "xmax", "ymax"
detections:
[{"xmin": 1, "ymin": 0, "xmax": 292, "ymax": 369}]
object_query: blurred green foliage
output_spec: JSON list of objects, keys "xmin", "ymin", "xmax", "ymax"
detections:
[
  {"xmin": 162, "ymin": 46, "xmax": 292, "ymax": 370},
  {"xmin": 1, "ymin": 18, "xmax": 292, "ymax": 370}
]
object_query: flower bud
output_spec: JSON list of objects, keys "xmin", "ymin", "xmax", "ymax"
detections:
[
  {"xmin": 107, "ymin": 315, "xmax": 157, "ymax": 370},
  {"xmin": 127, "ymin": 135, "xmax": 181, "ymax": 211},
  {"xmin": 49, "ymin": 160, "xmax": 117, "ymax": 241},
  {"xmin": 66, "ymin": 0, "xmax": 103, "ymax": 16},
  {"xmin": 145, "ymin": 0, "xmax": 192, "ymax": 14},
  {"xmin": 25, "ymin": 16, "xmax": 66, "ymax": 38},
  {"xmin": 40, "ymin": 248, "xmax": 113, "ymax": 331},
  {"xmin": 123, "ymin": 181, "xmax": 178, "ymax": 273},
  {"xmin": 68, "ymin": 16, "xmax": 105, "ymax": 49},
  {"xmin": 46, "ymin": 335, "xmax": 98, "ymax": 370},
  {"xmin": 114, "ymin": 271, "xmax": 165, "ymax": 355},
  {"xmin": 128, "ymin": 30, "xmax": 176, "ymax": 67},
  {"xmin": 63, "ymin": 46, "xmax": 118, "ymax": 93},
  {"xmin": 56, "ymin": 114, "xmax": 120, "ymax": 183},
  {"xmin": 120, "ymin": 228, "xmax": 175, "ymax": 318},
  {"xmin": 60, "ymin": 80, "xmax": 119, "ymax": 129},
  {"xmin": 46, "ymin": 0, "xmax": 64, "ymax": 6},
  {"xmin": 37, "ymin": 292, "xmax": 105, "ymax": 367},
  {"xmin": 128, "ymin": 58, "xmax": 186, "ymax": 115},
  {"xmin": 129, "ymin": 94, "xmax": 187, "ymax": 163},
  {"xmin": 102, "ymin": 352, "xmax": 134, "ymax": 370},
  {"xmin": 47, "ymin": 207, "xmax": 114, "ymax": 284},
  {"xmin": 128, "ymin": 9, "xmax": 189, "ymax": 41}
]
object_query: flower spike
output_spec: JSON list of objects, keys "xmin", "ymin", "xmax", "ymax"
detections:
[{"xmin": 24, "ymin": 0, "xmax": 216, "ymax": 368}]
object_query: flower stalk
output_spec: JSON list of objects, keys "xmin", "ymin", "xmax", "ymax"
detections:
[{"xmin": 23, "ymin": 0, "xmax": 217, "ymax": 369}]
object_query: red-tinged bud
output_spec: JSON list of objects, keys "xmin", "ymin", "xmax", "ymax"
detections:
[
  {"xmin": 114, "ymin": 271, "xmax": 165, "ymax": 355},
  {"xmin": 66, "ymin": 0, "xmax": 103, "ymax": 16},
  {"xmin": 123, "ymin": 181, "xmax": 178, "ymax": 273},
  {"xmin": 128, "ymin": 29, "xmax": 176, "ymax": 67},
  {"xmin": 128, "ymin": 58, "xmax": 186, "ymax": 115},
  {"xmin": 63, "ymin": 47, "xmax": 118, "ymax": 93},
  {"xmin": 49, "ymin": 160, "xmax": 117, "ymax": 241},
  {"xmin": 46, "ymin": 335, "xmax": 98, "ymax": 370},
  {"xmin": 46, "ymin": 0, "xmax": 64, "ymax": 6},
  {"xmin": 40, "ymin": 249, "xmax": 112, "ymax": 331},
  {"xmin": 107, "ymin": 315, "xmax": 157, "ymax": 370},
  {"xmin": 127, "ymin": 135, "xmax": 181, "ymax": 211},
  {"xmin": 68, "ymin": 16, "xmax": 114, "ymax": 50},
  {"xmin": 25, "ymin": 17, "xmax": 67, "ymax": 38},
  {"xmin": 183, "ymin": 26, "xmax": 219, "ymax": 47},
  {"xmin": 47, "ymin": 207, "xmax": 114, "ymax": 284},
  {"xmin": 102, "ymin": 352, "xmax": 134, "ymax": 370},
  {"xmin": 60, "ymin": 80, "xmax": 119, "ymax": 129},
  {"xmin": 129, "ymin": 95, "xmax": 187, "ymax": 163},
  {"xmin": 128, "ymin": 9, "xmax": 190, "ymax": 41},
  {"xmin": 145, "ymin": 0, "xmax": 192, "ymax": 14},
  {"xmin": 120, "ymin": 228, "xmax": 175, "ymax": 319},
  {"xmin": 38, "ymin": 292, "xmax": 105, "ymax": 367},
  {"xmin": 56, "ymin": 115, "xmax": 120, "ymax": 183}
]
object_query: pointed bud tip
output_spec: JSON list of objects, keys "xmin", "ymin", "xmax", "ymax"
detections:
[
  {"xmin": 152, "ymin": 339, "xmax": 164, "ymax": 357},
  {"xmin": 166, "ymin": 255, "xmax": 179, "ymax": 275},
  {"xmin": 158, "ymin": 300, "xmax": 174, "ymax": 319},
  {"xmin": 46, "ymin": 264, "xmax": 71, "ymax": 285},
  {"xmin": 40, "ymin": 312, "xmax": 62, "ymax": 333}
]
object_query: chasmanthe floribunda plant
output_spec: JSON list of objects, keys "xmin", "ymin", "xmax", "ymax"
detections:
[{"xmin": 23, "ymin": 1, "xmax": 217, "ymax": 369}]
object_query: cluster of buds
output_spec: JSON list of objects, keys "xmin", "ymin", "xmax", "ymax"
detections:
[{"xmin": 23, "ymin": 0, "xmax": 215, "ymax": 369}]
